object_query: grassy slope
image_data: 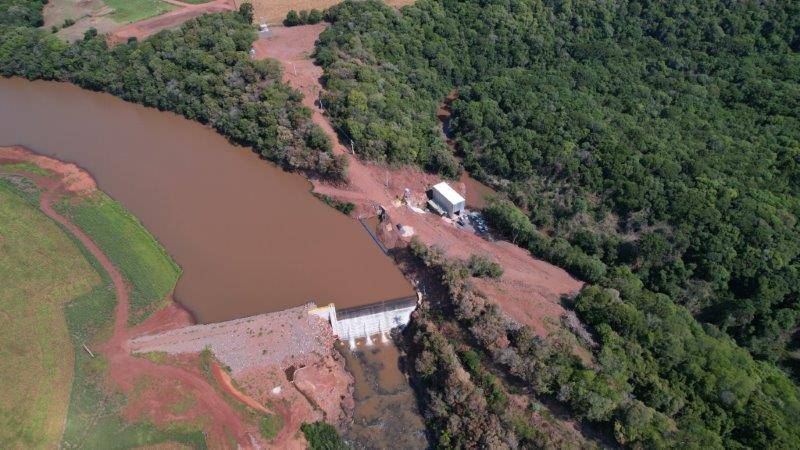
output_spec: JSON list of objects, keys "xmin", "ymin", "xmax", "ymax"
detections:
[
  {"xmin": 103, "ymin": 0, "xmax": 177, "ymax": 24},
  {"xmin": 54, "ymin": 193, "xmax": 203, "ymax": 448},
  {"xmin": 61, "ymin": 193, "xmax": 181, "ymax": 324},
  {"xmin": 0, "ymin": 180, "xmax": 98, "ymax": 449},
  {"xmin": 0, "ymin": 167, "xmax": 201, "ymax": 448}
]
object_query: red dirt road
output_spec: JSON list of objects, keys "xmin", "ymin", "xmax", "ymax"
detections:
[
  {"xmin": 0, "ymin": 147, "xmax": 258, "ymax": 449},
  {"xmin": 255, "ymin": 26, "xmax": 583, "ymax": 335},
  {"xmin": 211, "ymin": 362, "xmax": 271, "ymax": 414}
]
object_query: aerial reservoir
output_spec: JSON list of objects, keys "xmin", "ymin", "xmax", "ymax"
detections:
[{"xmin": 0, "ymin": 77, "xmax": 414, "ymax": 323}]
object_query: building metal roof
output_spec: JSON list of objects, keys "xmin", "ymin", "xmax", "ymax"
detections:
[{"xmin": 432, "ymin": 182, "xmax": 465, "ymax": 206}]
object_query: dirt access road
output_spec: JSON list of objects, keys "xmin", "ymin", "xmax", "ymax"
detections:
[
  {"xmin": 255, "ymin": 25, "xmax": 583, "ymax": 336},
  {"xmin": 0, "ymin": 147, "xmax": 259, "ymax": 448},
  {"xmin": 129, "ymin": 302, "xmax": 354, "ymax": 447}
]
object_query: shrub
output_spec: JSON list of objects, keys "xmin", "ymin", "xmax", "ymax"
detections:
[
  {"xmin": 307, "ymin": 9, "xmax": 324, "ymax": 24},
  {"xmin": 467, "ymin": 254, "xmax": 503, "ymax": 278},
  {"xmin": 300, "ymin": 422, "xmax": 346, "ymax": 450},
  {"xmin": 313, "ymin": 193, "xmax": 355, "ymax": 216},
  {"xmin": 306, "ymin": 125, "xmax": 332, "ymax": 152},
  {"xmin": 284, "ymin": 10, "xmax": 300, "ymax": 26},
  {"xmin": 285, "ymin": 8, "xmax": 324, "ymax": 26},
  {"xmin": 238, "ymin": 2, "xmax": 253, "ymax": 23},
  {"xmin": 259, "ymin": 414, "xmax": 283, "ymax": 440}
]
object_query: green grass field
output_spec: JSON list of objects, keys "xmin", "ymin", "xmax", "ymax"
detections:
[
  {"xmin": 0, "ymin": 166, "xmax": 200, "ymax": 448},
  {"xmin": 103, "ymin": 0, "xmax": 177, "ymax": 24},
  {"xmin": 56, "ymin": 196, "xmax": 202, "ymax": 448},
  {"xmin": 0, "ymin": 180, "xmax": 98, "ymax": 449},
  {"xmin": 60, "ymin": 193, "xmax": 181, "ymax": 324},
  {"xmin": 61, "ymin": 276, "xmax": 206, "ymax": 449}
]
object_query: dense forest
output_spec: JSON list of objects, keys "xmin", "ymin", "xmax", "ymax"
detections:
[
  {"xmin": 0, "ymin": 3, "xmax": 343, "ymax": 178},
  {"xmin": 0, "ymin": 0, "xmax": 45, "ymax": 27},
  {"xmin": 317, "ymin": 0, "xmax": 800, "ymax": 446},
  {"xmin": 317, "ymin": 0, "xmax": 800, "ymax": 363},
  {"xmin": 407, "ymin": 239, "xmax": 800, "ymax": 448},
  {"xmin": 4, "ymin": 0, "xmax": 800, "ymax": 447}
]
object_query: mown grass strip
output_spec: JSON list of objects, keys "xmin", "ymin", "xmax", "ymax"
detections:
[
  {"xmin": 61, "ymin": 192, "xmax": 181, "ymax": 324},
  {"xmin": 103, "ymin": 0, "xmax": 177, "ymax": 24}
]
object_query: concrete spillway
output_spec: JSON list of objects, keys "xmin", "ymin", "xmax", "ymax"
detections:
[{"xmin": 309, "ymin": 295, "xmax": 419, "ymax": 348}]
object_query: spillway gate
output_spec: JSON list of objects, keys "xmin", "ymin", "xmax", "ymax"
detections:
[{"xmin": 309, "ymin": 294, "xmax": 420, "ymax": 348}]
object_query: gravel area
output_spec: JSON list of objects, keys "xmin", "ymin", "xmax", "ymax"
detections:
[{"xmin": 129, "ymin": 303, "xmax": 333, "ymax": 375}]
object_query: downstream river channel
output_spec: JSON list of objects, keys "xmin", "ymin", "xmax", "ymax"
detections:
[{"xmin": 0, "ymin": 78, "xmax": 414, "ymax": 323}]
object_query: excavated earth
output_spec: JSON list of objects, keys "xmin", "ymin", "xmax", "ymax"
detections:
[{"xmin": 130, "ymin": 303, "xmax": 354, "ymax": 447}]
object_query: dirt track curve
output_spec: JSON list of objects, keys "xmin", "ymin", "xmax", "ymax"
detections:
[{"xmin": 0, "ymin": 146, "xmax": 258, "ymax": 449}]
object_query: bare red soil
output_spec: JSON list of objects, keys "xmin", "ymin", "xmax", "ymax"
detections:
[
  {"xmin": 211, "ymin": 362, "xmax": 271, "ymax": 414},
  {"xmin": 130, "ymin": 303, "xmax": 355, "ymax": 447},
  {"xmin": 255, "ymin": 25, "xmax": 583, "ymax": 334},
  {"xmin": 108, "ymin": 0, "xmax": 236, "ymax": 45}
]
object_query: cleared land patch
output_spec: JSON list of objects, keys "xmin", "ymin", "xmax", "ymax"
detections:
[
  {"xmin": 44, "ymin": 0, "xmax": 174, "ymax": 41},
  {"xmin": 0, "ymin": 178, "xmax": 98, "ymax": 449},
  {"xmin": 43, "ymin": 0, "xmax": 108, "ymax": 28},
  {"xmin": 103, "ymin": 0, "xmax": 177, "ymax": 24}
]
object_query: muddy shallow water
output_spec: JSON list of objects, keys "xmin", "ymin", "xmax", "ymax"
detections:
[
  {"xmin": 0, "ymin": 78, "xmax": 413, "ymax": 323},
  {"xmin": 339, "ymin": 340, "xmax": 427, "ymax": 449}
]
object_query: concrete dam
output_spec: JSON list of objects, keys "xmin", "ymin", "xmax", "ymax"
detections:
[{"xmin": 310, "ymin": 295, "xmax": 420, "ymax": 348}]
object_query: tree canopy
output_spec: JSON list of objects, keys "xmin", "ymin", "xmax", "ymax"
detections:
[
  {"xmin": 0, "ymin": 5, "xmax": 342, "ymax": 178},
  {"xmin": 318, "ymin": 0, "xmax": 800, "ymax": 445},
  {"xmin": 317, "ymin": 0, "xmax": 800, "ymax": 363}
]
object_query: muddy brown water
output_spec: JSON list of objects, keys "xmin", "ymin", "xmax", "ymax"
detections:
[
  {"xmin": 460, "ymin": 171, "xmax": 497, "ymax": 210},
  {"xmin": 338, "ymin": 340, "xmax": 427, "ymax": 449},
  {"xmin": 0, "ymin": 78, "xmax": 414, "ymax": 323}
]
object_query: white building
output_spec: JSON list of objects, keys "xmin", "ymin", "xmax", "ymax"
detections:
[{"xmin": 431, "ymin": 181, "xmax": 465, "ymax": 215}]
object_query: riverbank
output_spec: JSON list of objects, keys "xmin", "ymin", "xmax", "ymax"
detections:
[
  {"xmin": 0, "ymin": 146, "xmax": 355, "ymax": 448},
  {"xmin": 252, "ymin": 23, "xmax": 585, "ymax": 448},
  {"xmin": 0, "ymin": 77, "xmax": 414, "ymax": 323}
]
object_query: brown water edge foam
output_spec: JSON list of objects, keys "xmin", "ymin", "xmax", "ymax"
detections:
[{"xmin": 0, "ymin": 146, "xmax": 354, "ymax": 449}]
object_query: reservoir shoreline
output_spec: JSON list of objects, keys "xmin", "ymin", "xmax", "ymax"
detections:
[{"xmin": 0, "ymin": 77, "xmax": 414, "ymax": 324}]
